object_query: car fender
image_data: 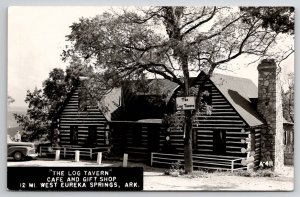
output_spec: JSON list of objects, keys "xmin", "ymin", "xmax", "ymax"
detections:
[{"xmin": 8, "ymin": 146, "xmax": 32, "ymax": 157}]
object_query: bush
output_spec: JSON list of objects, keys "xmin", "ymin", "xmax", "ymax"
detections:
[{"xmin": 164, "ymin": 160, "xmax": 184, "ymax": 176}]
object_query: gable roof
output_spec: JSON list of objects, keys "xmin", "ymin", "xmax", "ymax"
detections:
[
  {"xmin": 70, "ymin": 73, "xmax": 265, "ymax": 126},
  {"xmin": 143, "ymin": 79, "xmax": 179, "ymax": 102},
  {"xmin": 99, "ymin": 79, "xmax": 179, "ymax": 121},
  {"xmin": 144, "ymin": 72, "xmax": 265, "ymax": 127},
  {"xmin": 98, "ymin": 87, "xmax": 122, "ymax": 121},
  {"xmin": 210, "ymin": 73, "xmax": 264, "ymax": 127},
  {"xmin": 100, "ymin": 72, "xmax": 265, "ymax": 126}
]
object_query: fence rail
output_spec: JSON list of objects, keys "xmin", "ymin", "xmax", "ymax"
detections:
[
  {"xmin": 151, "ymin": 152, "xmax": 246, "ymax": 172},
  {"xmin": 39, "ymin": 146, "xmax": 109, "ymax": 159}
]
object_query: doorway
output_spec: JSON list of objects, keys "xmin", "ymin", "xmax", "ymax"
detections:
[
  {"xmin": 147, "ymin": 125, "xmax": 160, "ymax": 153},
  {"xmin": 88, "ymin": 125, "xmax": 97, "ymax": 147},
  {"xmin": 213, "ymin": 130, "xmax": 226, "ymax": 154}
]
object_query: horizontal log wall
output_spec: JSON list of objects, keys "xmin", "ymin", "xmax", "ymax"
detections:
[
  {"xmin": 168, "ymin": 81, "xmax": 253, "ymax": 158},
  {"xmin": 110, "ymin": 122, "xmax": 165, "ymax": 158},
  {"xmin": 58, "ymin": 87, "xmax": 109, "ymax": 147}
]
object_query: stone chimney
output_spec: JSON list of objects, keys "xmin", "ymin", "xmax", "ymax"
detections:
[{"xmin": 257, "ymin": 59, "xmax": 284, "ymax": 171}]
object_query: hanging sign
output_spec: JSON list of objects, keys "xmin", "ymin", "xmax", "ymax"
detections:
[{"xmin": 176, "ymin": 97, "xmax": 196, "ymax": 110}]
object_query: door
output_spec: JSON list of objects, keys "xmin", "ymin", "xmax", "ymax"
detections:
[
  {"xmin": 132, "ymin": 124, "xmax": 142, "ymax": 146},
  {"xmin": 88, "ymin": 126, "xmax": 97, "ymax": 147},
  {"xmin": 213, "ymin": 130, "xmax": 226, "ymax": 154},
  {"xmin": 147, "ymin": 125, "xmax": 160, "ymax": 153}
]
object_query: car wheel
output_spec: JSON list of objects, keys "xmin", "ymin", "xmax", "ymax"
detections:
[{"xmin": 13, "ymin": 151, "xmax": 23, "ymax": 161}]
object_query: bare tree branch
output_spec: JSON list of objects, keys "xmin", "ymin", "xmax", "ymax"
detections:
[
  {"xmin": 181, "ymin": 7, "xmax": 217, "ymax": 37},
  {"xmin": 190, "ymin": 15, "xmax": 244, "ymax": 45}
]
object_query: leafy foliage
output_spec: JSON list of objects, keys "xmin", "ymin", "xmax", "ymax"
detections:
[
  {"xmin": 240, "ymin": 7, "xmax": 294, "ymax": 34},
  {"xmin": 14, "ymin": 61, "xmax": 94, "ymax": 141},
  {"xmin": 14, "ymin": 88, "xmax": 49, "ymax": 141},
  {"xmin": 62, "ymin": 6, "xmax": 290, "ymax": 112},
  {"xmin": 164, "ymin": 160, "xmax": 185, "ymax": 176}
]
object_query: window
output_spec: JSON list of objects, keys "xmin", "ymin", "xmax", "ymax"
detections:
[
  {"xmin": 70, "ymin": 125, "xmax": 78, "ymax": 145},
  {"xmin": 251, "ymin": 130, "xmax": 255, "ymax": 151}
]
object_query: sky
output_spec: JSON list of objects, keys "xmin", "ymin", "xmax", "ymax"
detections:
[{"xmin": 8, "ymin": 6, "xmax": 294, "ymax": 108}]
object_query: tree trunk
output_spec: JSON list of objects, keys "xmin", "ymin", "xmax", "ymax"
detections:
[
  {"xmin": 184, "ymin": 110, "xmax": 194, "ymax": 174},
  {"xmin": 180, "ymin": 53, "xmax": 194, "ymax": 174}
]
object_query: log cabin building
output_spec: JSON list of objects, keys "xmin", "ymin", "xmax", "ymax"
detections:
[
  {"xmin": 109, "ymin": 59, "xmax": 288, "ymax": 171},
  {"xmin": 50, "ymin": 59, "xmax": 290, "ymax": 171},
  {"xmin": 50, "ymin": 79, "xmax": 112, "ymax": 158},
  {"xmin": 55, "ymin": 86, "xmax": 110, "ymax": 148}
]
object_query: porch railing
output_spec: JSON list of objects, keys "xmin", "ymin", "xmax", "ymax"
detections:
[
  {"xmin": 39, "ymin": 146, "xmax": 109, "ymax": 159},
  {"xmin": 151, "ymin": 152, "xmax": 246, "ymax": 172}
]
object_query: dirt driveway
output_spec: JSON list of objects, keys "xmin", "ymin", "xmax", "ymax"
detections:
[
  {"xmin": 7, "ymin": 158, "xmax": 294, "ymax": 191},
  {"xmin": 143, "ymin": 171, "xmax": 293, "ymax": 191}
]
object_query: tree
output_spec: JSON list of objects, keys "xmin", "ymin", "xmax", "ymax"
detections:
[
  {"xmin": 14, "ymin": 88, "xmax": 50, "ymax": 141},
  {"xmin": 240, "ymin": 7, "xmax": 294, "ymax": 34},
  {"xmin": 282, "ymin": 73, "xmax": 294, "ymax": 123},
  {"xmin": 63, "ymin": 6, "xmax": 294, "ymax": 173},
  {"xmin": 14, "ymin": 62, "xmax": 94, "ymax": 141}
]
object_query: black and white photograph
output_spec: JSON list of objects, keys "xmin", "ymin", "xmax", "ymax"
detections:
[{"xmin": 7, "ymin": 6, "xmax": 294, "ymax": 191}]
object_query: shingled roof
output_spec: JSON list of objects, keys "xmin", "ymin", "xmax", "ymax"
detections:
[
  {"xmin": 145, "ymin": 79, "xmax": 180, "ymax": 102},
  {"xmin": 98, "ymin": 87, "xmax": 122, "ymax": 121},
  {"xmin": 210, "ymin": 73, "xmax": 264, "ymax": 127},
  {"xmin": 141, "ymin": 72, "xmax": 265, "ymax": 127},
  {"xmin": 99, "ymin": 79, "xmax": 179, "ymax": 121},
  {"xmin": 99, "ymin": 72, "xmax": 265, "ymax": 126}
]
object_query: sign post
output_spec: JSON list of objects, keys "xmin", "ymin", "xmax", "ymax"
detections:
[{"xmin": 176, "ymin": 97, "xmax": 196, "ymax": 139}]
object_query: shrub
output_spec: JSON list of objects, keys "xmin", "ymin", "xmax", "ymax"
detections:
[
  {"xmin": 164, "ymin": 160, "xmax": 184, "ymax": 176},
  {"xmin": 170, "ymin": 160, "xmax": 181, "ymax": 171}
]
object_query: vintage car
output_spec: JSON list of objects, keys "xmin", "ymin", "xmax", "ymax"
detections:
[{"xmin": 7, "ymin": 135, "xmax": 38, "ymax": 161}]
